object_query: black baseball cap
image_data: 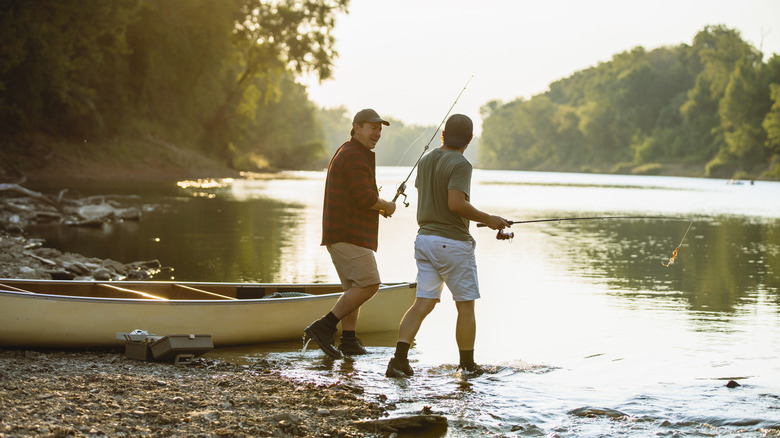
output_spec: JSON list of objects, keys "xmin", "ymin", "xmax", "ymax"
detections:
[
  {"xmin": 443, "ymin": 114, "xmax": 473, "ymax": 146},
  {"xmin": 353, "ymin": 108, "xmax": 390, "ymax": 126}
]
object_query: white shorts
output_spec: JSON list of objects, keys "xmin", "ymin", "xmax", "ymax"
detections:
[{"xmin": 414, "ymin": 234, "xmax": 480, "ymax": 302}]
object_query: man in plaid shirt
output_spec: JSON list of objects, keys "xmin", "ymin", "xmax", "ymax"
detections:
[{"xmin": 304, "ymin": 108, "xmax": 397, "ymax": 358}]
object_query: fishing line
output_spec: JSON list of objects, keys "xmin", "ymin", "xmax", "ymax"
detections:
[
  {"xmin": 392, "ymin": 75, "xmax": 474, "ymax": 207},
  {"xmin": 394, "ymin": 130, "xmax": 429, "ymax": 168},
  {"xmin": 477, "ymin": 215, "xmax": 694, "ymax": 266}
]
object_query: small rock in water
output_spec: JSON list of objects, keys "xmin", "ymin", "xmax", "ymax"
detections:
[{"xmin": 726, "ymin": 380, "xmax": 741, "ymax": 388}]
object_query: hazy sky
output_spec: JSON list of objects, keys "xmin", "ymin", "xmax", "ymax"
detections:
[{"xmin": 303, "ymin": 0, "xmax": 780, "ymax": 133}]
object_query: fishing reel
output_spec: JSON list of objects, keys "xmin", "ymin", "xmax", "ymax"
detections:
[
  {"xmin": 393, "ymin": 182, "xmax": 410, "ymax": 207},
  {"xmin": 496, "ymin": 229, "xmax": 514, "ymax": 240}
]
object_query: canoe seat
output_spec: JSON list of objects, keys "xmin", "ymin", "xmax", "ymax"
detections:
[
  {"xmin": 173, "ymin": 284, "xmax": 237, "ymax": 300},
  {"xmin": 0, "ymin": 283, "xmax": 35, "ymax": 294},
  {"xmin": 98, "ymin": 284, "xmax": 168, "ymax": 300}
]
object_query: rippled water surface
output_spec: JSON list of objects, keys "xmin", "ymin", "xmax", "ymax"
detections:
[{"xmin": 30, "ymin": 169, "xmax": 780, "ymax": 437}]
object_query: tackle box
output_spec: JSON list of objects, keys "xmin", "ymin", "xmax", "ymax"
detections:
[
  {"xmin": 150, "ymin": 334, "xmax": 214, "ymax": 365},
  {"xmin": 118, "ymin": 330, "xmax": 162, "ymax": 361},
  {"xmin": 124, "ymin": 340, "xmax": 157, "ymax": 361}
]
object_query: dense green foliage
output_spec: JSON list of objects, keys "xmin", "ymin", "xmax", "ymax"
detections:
[
  {"xmin": 0, "ymin": 0, "xmax": 346, "ymax": 170},
  {"xmin": 4, "ymin": 11, "xmax": 778, "ymax": 180},
  {"xmin": 479, "ymin": 25, "xmax": 780, "ymax": 180}
]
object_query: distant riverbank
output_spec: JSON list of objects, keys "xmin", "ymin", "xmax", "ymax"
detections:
[
  {"xmin": 2, "ymin": 134, "xmax": 728, "ymax": 186},
  {"xmin": 1, "ymin": 134, "xmax": 240, "ymax": 184}
]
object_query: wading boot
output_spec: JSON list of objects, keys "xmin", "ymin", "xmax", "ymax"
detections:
[
  {"xmin": 457, "ymin": 362, "xmax": 485, "ymax": 377},
  {"xmin": 338, "ymin": 336, "xmax": 367, "ymax": 355},
  {"xmin": 385, "ymin": 356, "xmax": 413, "ymax": 378},
  {"xmin": 303, "ymin": 319, "xmax": 342, "ymax": 359}
]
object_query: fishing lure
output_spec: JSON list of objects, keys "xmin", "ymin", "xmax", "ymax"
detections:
[
  {"xmin": 662, "ymin": 220, "xmax": 693, "ymax": 267},
  {"xmin": 662, "ymin": 247, "xmax": 679, "ymax": 267}
]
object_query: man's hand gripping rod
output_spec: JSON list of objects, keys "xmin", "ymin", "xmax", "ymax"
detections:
[{"xmin": 392, "ymin": 75, "xmax": 474, "ymax": 207}]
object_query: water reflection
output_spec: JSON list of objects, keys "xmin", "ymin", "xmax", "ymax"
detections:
[
  {"xmin": 27, "ymin": 173, "xmax": 780, "ymax": 313},
  {"xmin": 22, "ymin": 171, "xmax": 780, "ymax": 437},
  {"xmin": 540, "ymin": 218, "xmax": 780, "ymax": 313}
]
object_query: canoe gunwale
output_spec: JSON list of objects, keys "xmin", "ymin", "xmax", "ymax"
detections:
[
  {"xmin": 0, "ymin": 288, "xmax": 345, "ymax": 304},
  {"xmin": 0, "ymin": 280, "xmax": 416, "ymax": 305}
]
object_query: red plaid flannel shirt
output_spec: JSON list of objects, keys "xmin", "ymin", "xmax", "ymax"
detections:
[{"xmin": 321, "ymin": 139, "xmax": 380, "ymax": 251}]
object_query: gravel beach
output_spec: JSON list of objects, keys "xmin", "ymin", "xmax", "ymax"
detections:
[{"xmin": 0, "ymin": 349, "xmax": 387, "ymax": 437}]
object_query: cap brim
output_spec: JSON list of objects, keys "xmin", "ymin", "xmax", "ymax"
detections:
[{"xmin": 364, "ymin": 118, "xmax": 390, "ymax": 126}]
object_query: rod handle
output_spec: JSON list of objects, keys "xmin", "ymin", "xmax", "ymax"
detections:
[{"xmin": 476, "ymin": 221, "xmax": 514, "ymax": 228}]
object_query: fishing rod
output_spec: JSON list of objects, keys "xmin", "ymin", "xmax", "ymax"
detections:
[
  {"xmin": 392, "ymin": 75, "xmax": 474, "ymax": 207},
  {"xmin": 477, "ymin": 215, "xmax": 694, "ymax": 266},
  {"xmin": 476, "ymin": 215, "xmax": 693, "ymax": 227}
]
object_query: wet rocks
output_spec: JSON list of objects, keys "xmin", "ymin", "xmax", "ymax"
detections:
[
  {"xmin": 0, "ymin": 183, "xmax": 142, "ymax": 230},
  {"xmin": 0, "ymin": 232, "xmax": 165, "ymax": 280},
  {"xmin": 1, "ymin": 184, "xmax": 166, "ymax": 280}
]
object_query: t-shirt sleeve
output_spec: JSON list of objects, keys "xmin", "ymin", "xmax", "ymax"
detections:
[{"xmin": 447, "ymin": 160, "xmax": 472, "ymax": 201}]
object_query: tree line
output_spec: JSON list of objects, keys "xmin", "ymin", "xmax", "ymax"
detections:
[
  {"xmin": 478, "ymin": 25, "xmax": 780, "ymax": 180},
  {"xmin": 0, "ymin": 0, "xmax": 347, "ymax": 171},
  {"xmin": 2, "ymin": 5, "xmax": 777, "ymax": 180}
]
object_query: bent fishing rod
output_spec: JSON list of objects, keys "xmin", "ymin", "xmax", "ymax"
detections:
[
  {"xmin": 477, "ymin": 215, "xmax": 694, "ymax": 267},
  {"xmin": 392, "ymin": 75, "xmax": 474, "ymax": 207}
]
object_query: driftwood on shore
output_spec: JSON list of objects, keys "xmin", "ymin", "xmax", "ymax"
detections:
[
  {"xmin": 0, "ymin": 183, "xmax": 141, "ymax": 229},
  {"xmin": 353, "ymin": 414, "xmax": 448, "ymax": 434}
]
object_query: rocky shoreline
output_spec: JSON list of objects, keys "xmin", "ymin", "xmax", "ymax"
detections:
[
  {"xmin": 0, "ymin": 185, "xmax": 441, "ymax": 437},
  {"xmin": 0, "ymin": 349, "xmax": 389, "ymax": 437},
  {"xmin": 0, "ymin": 183, "xmax": 165, "ymax": 281}
]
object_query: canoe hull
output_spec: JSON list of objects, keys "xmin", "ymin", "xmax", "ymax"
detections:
[{"xmin": 0, "ymin": 280, "xmax": 416, "ymax": 348}]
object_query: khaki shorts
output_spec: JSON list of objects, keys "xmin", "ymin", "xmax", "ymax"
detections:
[{"xmin": 326, "ymin": 242, "xmax": 381, "ymax": 290}]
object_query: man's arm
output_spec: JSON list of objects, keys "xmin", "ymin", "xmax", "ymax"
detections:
[{"xmin": 448, "ymin": 189, "xmax": 508, "ymax": 230}]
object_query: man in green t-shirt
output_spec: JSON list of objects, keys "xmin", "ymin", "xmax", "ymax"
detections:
[{"xmin": 386, "ymin": 114, "xmax": 510, "ymax": 377}]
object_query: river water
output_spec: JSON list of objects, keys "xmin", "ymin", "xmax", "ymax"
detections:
[{"xmin": 30, "ymin": 168, "xmax": 780, "ymax": 437}]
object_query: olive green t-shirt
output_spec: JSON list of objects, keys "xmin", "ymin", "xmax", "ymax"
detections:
[{"xmin": 415, "ymin": 148, "xmax": 473, "ymax": 242}]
